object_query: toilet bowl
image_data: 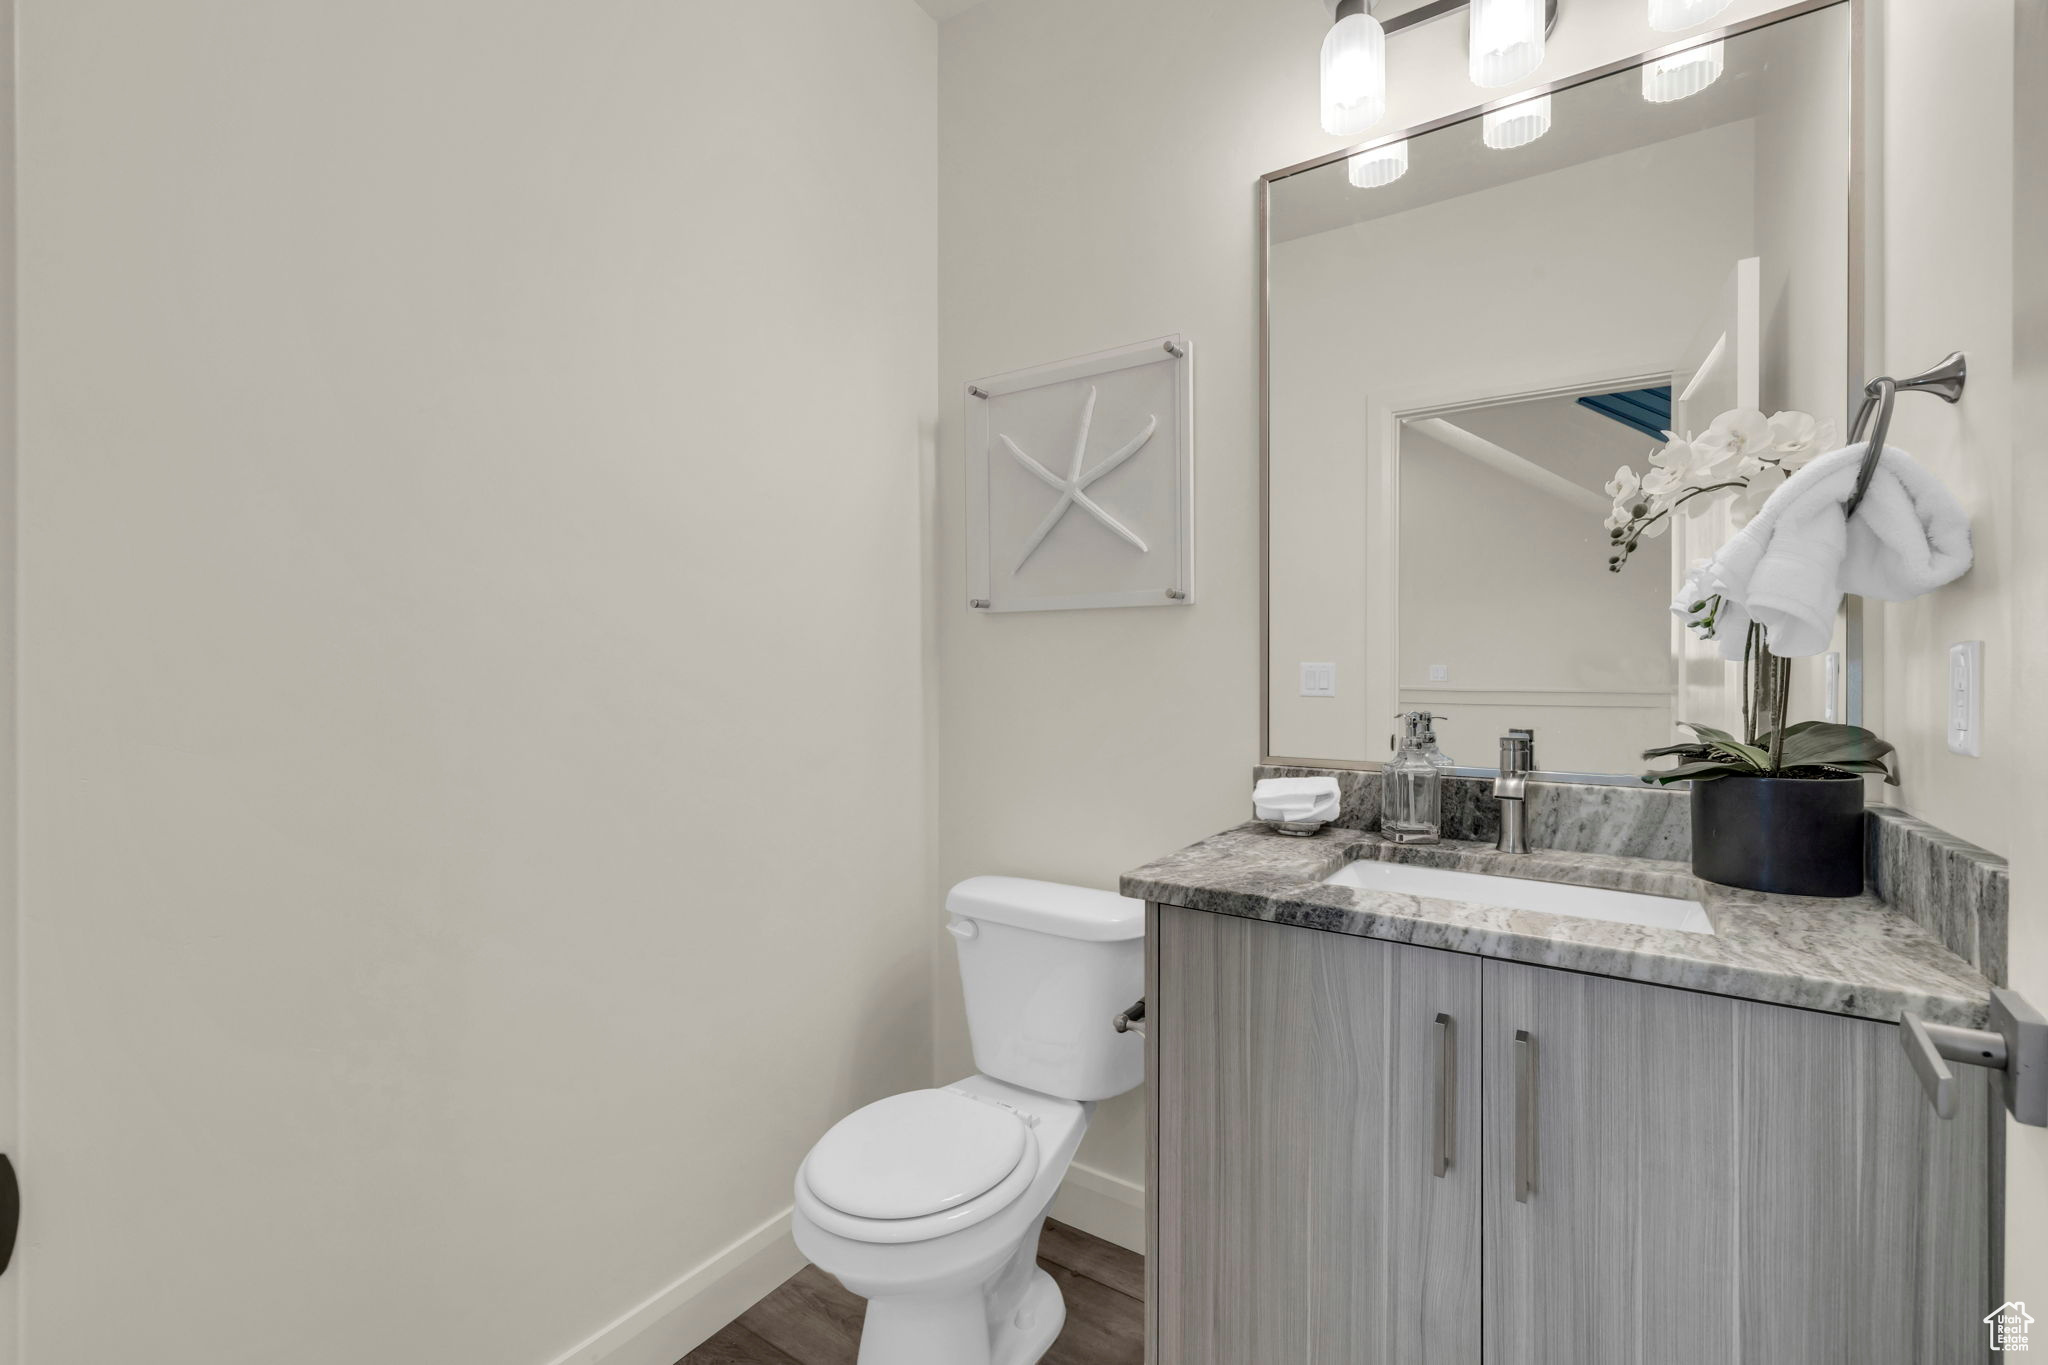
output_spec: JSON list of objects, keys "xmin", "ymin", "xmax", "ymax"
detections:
[
  {"xmin": 790, "ymin": 877, "xmax": 1144, "ymax": 1365},
  {"xmin": 792, "ymin": 1076, "xmax": 1089, "ymax": 1365}
]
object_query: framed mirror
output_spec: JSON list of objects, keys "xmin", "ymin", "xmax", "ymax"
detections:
[{"xmin": 1261, "ymin": 0, "xmax": 1858, "ymax": 780}]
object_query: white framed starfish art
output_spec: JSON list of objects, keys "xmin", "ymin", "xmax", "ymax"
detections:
[{"xmin": 963, "ymin": 334, "xmax": 1194, "ymax": 612}]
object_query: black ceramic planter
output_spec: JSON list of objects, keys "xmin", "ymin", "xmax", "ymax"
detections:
[{"xmin": 1690, "ymin": 773, "xmax": 1866, "ymax": 898}]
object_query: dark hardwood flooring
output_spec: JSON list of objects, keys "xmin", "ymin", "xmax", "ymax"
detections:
[{"xmin": 681, "ymin": 1220, "xmax": 1143, "ymax": 1365}]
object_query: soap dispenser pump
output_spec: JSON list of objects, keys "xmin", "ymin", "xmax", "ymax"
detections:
[{"xmin": 1385, "ymin": 710, "xmax": 1444, "ymax": 845}]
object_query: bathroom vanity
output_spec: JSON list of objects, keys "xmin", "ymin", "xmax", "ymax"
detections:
[
  {"xmin": 1202, "ymin": 2, "xmax": 2018, "ymax": 1358},
  {"xmin": 1125, "ymin": 817, "xmax": 1999, "ymax": 1365}
]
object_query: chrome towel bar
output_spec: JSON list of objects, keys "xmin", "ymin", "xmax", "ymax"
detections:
[{"xmin": 1843, "ymin": 352, "xmax": 1967, "ymax": 518}]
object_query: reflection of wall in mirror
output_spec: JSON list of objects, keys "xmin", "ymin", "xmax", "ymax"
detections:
[
  {"xmin": 1398, "ymin": 401, "xmax": 1673, "ymax": 775},
  {"xmin": 1753, "ymin": 10, "xmax": 1851, "ymax": 729},
  {"xmin": 1269, "ymin": 121, "xmax": 1757, "ymax": 766}
]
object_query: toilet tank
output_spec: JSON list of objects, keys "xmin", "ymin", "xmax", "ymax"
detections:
[{"xmin": 945, "ymin": 876, "xmax": 1146, "ymax": 1102}]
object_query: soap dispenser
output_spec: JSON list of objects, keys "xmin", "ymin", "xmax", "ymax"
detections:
[
  {"xmin": 1384, "ymin": 711, "xmax": 1444, "ymax": 845},
  {"xmin": 1418, "ymin": 712, "xmax": 1454, "ymax": 773}
]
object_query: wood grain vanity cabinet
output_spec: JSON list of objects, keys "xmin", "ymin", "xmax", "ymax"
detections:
[{"xmin": 1146, "ymin": 905, "xmax": 1991, "ymax": 1365}]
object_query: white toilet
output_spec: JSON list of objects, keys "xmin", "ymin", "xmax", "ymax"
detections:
[{"xmin": 791, "ymin": 875, "xmax": 1145, "ymax": 1365}]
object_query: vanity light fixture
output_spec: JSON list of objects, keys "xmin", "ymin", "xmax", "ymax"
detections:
[
  {"xmin": 1347, "ymin": 140, "xmax": 1409, "ymax": 188},
  {"xmin": 1468, "ymin": 0, "xmax": 1547, "ymax": 88},
  {"xmin": 1481, "ymin": 92, "xmax": 1551, "ymax": 149},
  {"xmin": 1316, "ymin": 0, "xmax": 1561, "ymax": 135},
  {"xmin": 1321, "ymin": 0, "xmax": 1389, "ymax": 135},
  {"xmin": 1648, "ymin": 0, "xmax": 1732, "ymax": 31},
  {"xmin": 1641, "ymin": 40, "xmax": 1724, "ymax": 101}
]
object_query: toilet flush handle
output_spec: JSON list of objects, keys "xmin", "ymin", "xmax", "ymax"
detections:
[
  {"xmin": 1113, "ymin": 998, "xmax": 1146, "ymax": 1037},
  {"xmin": 946, "ymin": 918, "xmax": 979, "ymax": 941}
]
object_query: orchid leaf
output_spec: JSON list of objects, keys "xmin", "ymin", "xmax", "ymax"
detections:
[
  {"xmin": 1812, "ymin": 758, "xmax": 1902, "ymax": 786},
  {"xmin": 1770, "ymin": 722, "xmax": 1896, "ymax": 767},
  {"xmin": 1641, "ymin": 760, "xmax": 1743, "ymax": 785},
  {"xmin": 1679, "ymin": 722, "xmax": 1743, "ymax": 746},
  {"xmin": 1641, "ymin": 742, "xmax": 1714, "ymax": 760}
]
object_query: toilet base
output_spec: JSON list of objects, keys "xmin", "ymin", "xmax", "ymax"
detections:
[
  {"xmin": 853, "ymin": 1266, "xmax": 1065, "ymax": 1365},
  {"xmin": 991, "ymin": 1268, "xmax": 1065, "ymax": 1365}
]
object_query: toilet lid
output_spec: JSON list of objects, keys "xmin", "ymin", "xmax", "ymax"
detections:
[{"xmin": 803, "ymin": 1089, "xmax": 1029, "ymax": 1221}]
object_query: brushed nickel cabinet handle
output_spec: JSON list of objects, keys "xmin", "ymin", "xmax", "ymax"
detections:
[
  {"xmin": 1433, "ymin": 1011, "xmax": 1455, "ymax": 1177},
  {"xmin": 1514, "ymin": 1029, "xmax": 1536, "ymax": 1203}
]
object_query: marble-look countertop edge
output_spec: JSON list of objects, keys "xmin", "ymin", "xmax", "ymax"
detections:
[{"xmin": 1122, "ymin": 824, "xmax": 1993, "ymax": 1030}]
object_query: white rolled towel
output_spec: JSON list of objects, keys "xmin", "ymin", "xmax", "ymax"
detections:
[
  {"xmin": 1253, "ymin": 776, "xmax": 1341, "ymax": 825},
  {"xmin": 1675, "ymin": 443, "xmax": 1972, "ymax": 659}
]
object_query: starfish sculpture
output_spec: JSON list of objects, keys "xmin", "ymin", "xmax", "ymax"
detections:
[{"xmin": 999, "ymin": 385, "xmax": 1157, "ymax": 575}]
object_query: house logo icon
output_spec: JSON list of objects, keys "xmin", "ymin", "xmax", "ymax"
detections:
[{"xmin": 1986, "ymin": 1302, "xmax": 2034, "ymax": 1352}]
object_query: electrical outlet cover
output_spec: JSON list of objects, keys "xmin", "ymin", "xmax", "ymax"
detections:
[{"xmin": 1947, "ymin": 641, "xmax": 1983, "ymax": 757}]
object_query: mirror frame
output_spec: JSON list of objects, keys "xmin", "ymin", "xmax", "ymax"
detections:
[{"xmin": 1257, "ymin": 0, "xmax": 1871, "ymax": 781}]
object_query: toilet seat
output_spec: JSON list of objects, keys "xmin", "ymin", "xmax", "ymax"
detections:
[{"xmin": 796, "ymin": 1088, "xmax": 1041, "ymax": 1245}]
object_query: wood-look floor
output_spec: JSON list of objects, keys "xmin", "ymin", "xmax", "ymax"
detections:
[{"xmin": 680, "ymin": 1220, "xmax": 1144, "ymax": 1365}]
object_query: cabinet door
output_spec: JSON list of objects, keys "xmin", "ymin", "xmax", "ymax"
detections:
[
  {"xmin": 1151, "ymin": 905, "xmax": 1481, "ymax": 1365},
  {"xmin": 1482, "ymin": 959, "xmax": 1989, "ymax": 1365}
]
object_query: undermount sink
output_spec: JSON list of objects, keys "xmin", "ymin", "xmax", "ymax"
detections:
[{"xmin": 1322, "ymin": 858, "xmax": 1716, "ymax": 936}]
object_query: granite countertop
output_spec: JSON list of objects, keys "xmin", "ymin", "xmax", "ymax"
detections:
[{"xmin": 1122, "ymin": 822, "xmax": 1994, "ymax": 1028}]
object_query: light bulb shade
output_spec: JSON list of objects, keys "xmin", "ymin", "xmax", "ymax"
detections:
[
  {"xmin": 1647, "ymin": 0, "xmax": 1733, "ymax": 31},
  {"xmin": 1347, "ymin": 141, "xmax": 1409, "ymax": 189},
  {"xmin": 1468, "ymin": 0, "xmax": 1546, "ymax": 88},
  {"xmin": 1482, "ymin": 94, "xmax": 1551, "ymax": 150},
  {"xmin": 1320, "ymin": 12, "xmax": 1387, "ymax": 136},
  {"xmin": 1642, "ymin": 41, "xmax": 1724, "ymax": 102}
]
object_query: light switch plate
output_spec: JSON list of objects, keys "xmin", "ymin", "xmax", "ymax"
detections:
[
  {"xmin": 1947, "ymin": 641, "xmax": 1983, "ymax": 757},
  {"xmin": 1299, "ymin": 662, "xmax": 1336, "ymax": 698},
  {"xmin": 1428, "ymin": 663, "xmax": 1449, "ymax": 682}
]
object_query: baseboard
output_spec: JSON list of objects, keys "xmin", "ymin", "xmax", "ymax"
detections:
[
  {"xmin": 1048, "ymin": 1161, "xmax": 1146, "ymax": 1255},
  {"xmin": 543, "ymin": 1167, "xmax": 1139, "ymax": 1365},
  {"xmin": 545, "ymin": 1206, "xmax": 806, "ymax": 1365}
]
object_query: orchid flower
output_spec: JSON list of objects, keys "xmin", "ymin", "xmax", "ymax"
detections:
[{"xmin": 1604, "ymin": 405, "xmax": 1827, "ymax": 571}]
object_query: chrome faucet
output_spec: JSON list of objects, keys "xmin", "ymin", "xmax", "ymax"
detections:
[{"xmin": 1494, "ymin": 729, "xmax": 1535, "ymax": 854}]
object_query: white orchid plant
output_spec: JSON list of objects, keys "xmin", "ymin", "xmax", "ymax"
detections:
[{"xmin": 1603, "ymin": 407, "xmax": 1837, "ymax": 573}]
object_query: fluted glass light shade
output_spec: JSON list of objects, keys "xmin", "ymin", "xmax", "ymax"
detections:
[
  {"xmin": 1482, "ymin": 93, "xmax": 1551, "ymax": 150},
  {"xmin": 1642, "ymin": 41, "xmax": 1724, "ymax": 102},
  {"xmin": 1468, "ymin": 0, "xmax": 1546, "ymax": 88},
  {"xmin": 1648, "ymin": 0, "xmax": 1733, "ymax": 31},
  {"xmin": 1347, "ymin": 141, "xmax": 1409, "ymax": 189},
  {"xmin": 1320, "ymin": 9, "xmax": 1388, "ymax": 136}
]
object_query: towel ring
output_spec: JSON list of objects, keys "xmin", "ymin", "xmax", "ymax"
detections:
[{"xmin": 1843, "ymin": 352, "xmax": 1968, "ymax": 519}]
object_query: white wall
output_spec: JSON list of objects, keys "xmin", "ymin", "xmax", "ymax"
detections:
[
  {"xmin": 936, "ymin": 0, "xmax": 1814, "ymax": 1243},
  {"xmin": 2008, "ymin": 0, "xmax": 2047, "ymax": 1309},
  {"xmin": 0, "ymin": 0, "xmax": 17, "ymax": 1352},
  {"xmin": 15, "ymin": 3, "xmax": 936, "ymax": 1361},
  {"xmin": 1870, "ymin": 1, "xmax": 2015, "ymax": 856}
]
